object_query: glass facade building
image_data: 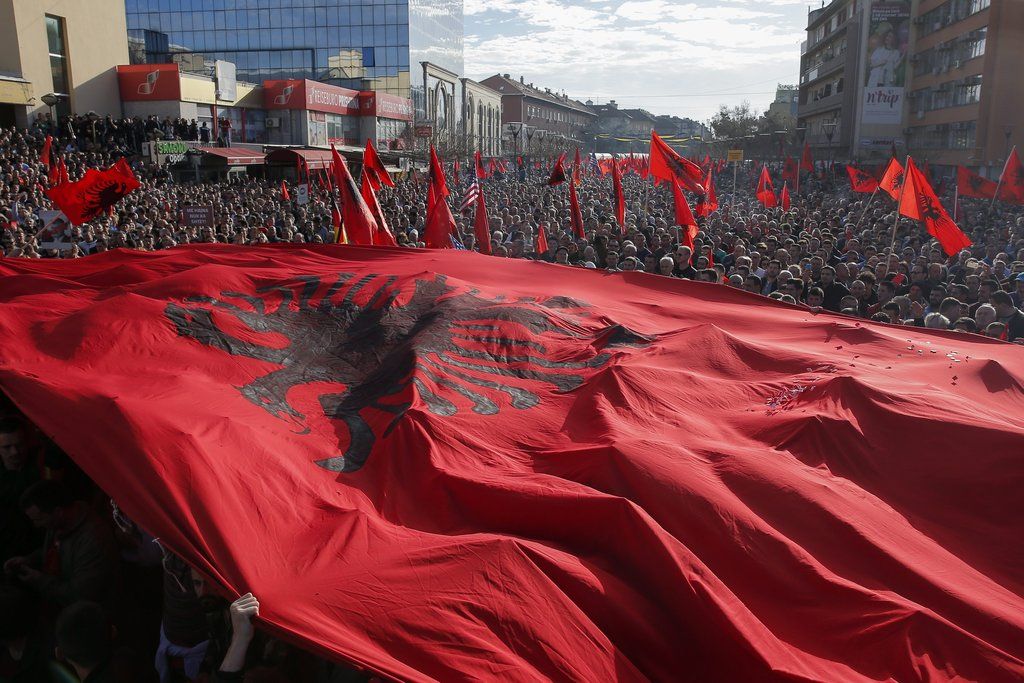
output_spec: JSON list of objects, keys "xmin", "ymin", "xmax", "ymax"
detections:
[{"xmin": 124, "ymin": 0, "xmax": 463, "ymax": 102}]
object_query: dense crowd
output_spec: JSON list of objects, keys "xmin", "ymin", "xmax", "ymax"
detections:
[{"xmin": 1, "ymin": 117, "xmax": 1023, "ymax": 681}]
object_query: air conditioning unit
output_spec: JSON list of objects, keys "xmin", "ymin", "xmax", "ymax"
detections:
[{"xmin": 265, "ymin": 117, "xmax": 280, "ymax": 128}]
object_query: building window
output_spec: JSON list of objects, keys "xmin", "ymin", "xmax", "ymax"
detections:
[{"xmin": 46, "ymin": 15, "xmax": 71, "ymax": 117}]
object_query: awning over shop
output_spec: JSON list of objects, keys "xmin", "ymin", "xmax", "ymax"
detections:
[
  {"xmin": 0, "ymin": 76, "xmax": 34, "ymax": 106},
  {"xmin": 265, "ymin": 148, "xmax": 336, "ymax": 170},
  {"xmin": 197, "ymin": 147, "xmax": 266, "ymax": 166}
]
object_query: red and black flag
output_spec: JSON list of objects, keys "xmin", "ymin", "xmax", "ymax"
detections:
[
  {"xmin": 0, "ymin": 246, "xmax": 1021, "ymax": 682},
  {"xmin": 424, "ymin": 146, "xmax": 456, "ymax": 249},
  {"xmin": 755, "ymin": 166, "xmax": 777, "ymax": 208},
  {"xmin": 879, "ymin": 157, "xmax": 905, "ymax": 201},
  {"xmin": 330, "ymin": 145, "xmax": 378, "ymax": 247},
  {"xmin": 780, "ymin": 181, "xmax": 791, "ymax": 211},
  {"xmin": 363, "ymin": 139, "xmax": 394, "ymax": 189},
  {"xmin": 648, "ymin": 132, "xmax": 704, "ymax": 193},
  {"xmin": 569, "ymin": 178, "xmax": 586, "ymax": 239},
  {"xmin": 997, "ymin": 146, "xmax": 1024, "ymax": 204},
  {"xmin": 672, "ymin": 180, "xmax": 698, "ymax": 250},
  {"xmin": 956, "ymin": 165, "xmax": 997, "ymax": 199},
  {"xmin": 475, "ymin": 150, "xmax": 488, "ymax": 180},
  {"xmin": 45, "ymin": 158, "xmax": 140, "ymax": 225},
  {"xmin": 800, "ymin": 142, "xmax": 813, "ymax": 171},
  {"xmin": 547, "ymin": 152, "xmax": 567, "ymax": 186},
  {"xmin": 898, "ymin": 157, "xmax": 972, "ymax": 256},
  {"xmin": 847, "ymin": 165, "xmax": 880, "ymax": 193}
]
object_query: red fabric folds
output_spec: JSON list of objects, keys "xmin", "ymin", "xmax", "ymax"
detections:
[
  {"xmin": 899, "ymin": 157, "xmax": 972, "ymax": 256},
  {"xmin": 0, "ymin": 246, "xmax": 1022, "ymax": 682},
  {"xmin": 45, "ymin": 159, "xmax": 140, "ymax": 225}
]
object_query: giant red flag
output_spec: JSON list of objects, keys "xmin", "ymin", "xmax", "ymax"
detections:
[
  {"xmin": 997, "ymin": 146, "xmax": 1024, "ymax": 204},
  {"xmin": 899, "ymin": 157, "xmax": 972, "ymax": 256},
  {"xmin": 879, "ymin": 157, "xmax": 905, "ymax": 201},
  {"xmin": 847, "ymin": 165, "xmax": 880, "ymax": 193},
  {"xmin": 755, "ymin": 166, "xmax": 777, "ymax": 208},
  {"xmin": 957, "ymin": 165, "xmax": 998, "ymax": 199},
  {"xmin": 424, "ymin": 146, "xmax": 456, "ymax": 249},
  {"xmin": 0, "ymin": 245, "xmax": 1022, "ymax": 682},
  {"xmin": 331, "ymin": 145, "xmax": 378, "ymax": 246},
  {"xmin": 363, "ymin": 139, "xmax": 394, "ymax": 189},
  {"xmin": 45, "ymin": 158, "xmax": 140, "ymax": 225},
  {"xmin": 611, "ymin": 157, "xmax": 626, "ymax": 232},
  {"xmin": 569, "ymin": 178, "xmax": 586, "ymax": 239},
  {"xmin": 648, "ymin": 132, "xmax": 705, "ymax": 193}
]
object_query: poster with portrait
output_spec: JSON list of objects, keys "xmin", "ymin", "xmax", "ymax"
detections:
[{"xmin": 862, "ymin": 0, "xmax": 910, "ymax": 125}]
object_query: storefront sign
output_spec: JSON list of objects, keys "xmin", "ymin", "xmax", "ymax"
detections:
[
  {"xmin": 180, "ymin": 206, "xmax": 214, "ymax": 227},
  {"xmin": 296, "ymin": 184, "xmax": 310, "ymax": 206},
  {"xmin": 117, "ymin": 64, "xmax": 182, "ymax": 101},
  {"xmin": 264, "ymin": 79, "xmax": 360, "ymax": 116},
  {"xmin": 414, "ymin": 125, "xmax": 433, "ymax": 138},
  {"xmin": 359, "ymin": 92, "xmax": 414, "ymax": 121}
]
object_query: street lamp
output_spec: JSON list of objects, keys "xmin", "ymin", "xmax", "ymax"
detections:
[
  {"xmin": 823, "ymin": 121, "xmax": 838, "ymax": 182},
  {"xmin": 1005, "ymin": 125, "xmax": 1014, "ymax": 162},
  {"xmin": 505, "ymin": 122, "xmax": 523, "ymax": 156},
  {"xmin": 524, "ymin": 126, "xmax": 536, "ymax": 157},
  {"xmin": 40, "ymin": 93, "xmax": 63, "ymax": 129}
]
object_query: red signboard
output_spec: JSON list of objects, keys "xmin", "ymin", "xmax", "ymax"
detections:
[
  {"xmin": 264, "ymin": 79, "xmax": 360, "ymax": 116},
  {"xmin": 358, "ymin": 91, "xmax": 414, "ymax": 121},
  {"xmin": 117, "ymin": 64, "xmax": 182, "ymax": 102}
]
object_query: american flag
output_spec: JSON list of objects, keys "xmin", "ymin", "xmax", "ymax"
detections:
[{"xmin": 460, "ymin": 181, "xmax": 480, "ymax": 211}]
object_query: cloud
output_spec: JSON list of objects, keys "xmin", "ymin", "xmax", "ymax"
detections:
[{"xmin": 464, "ymin": 0, "xmax": 805, "ymax": 120}]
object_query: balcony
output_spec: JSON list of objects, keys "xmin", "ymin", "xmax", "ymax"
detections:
[
  {"xmin": 801, "ymin": 51, "xmax": 847, "ymax": 85},
  {"xmin": 799, "ymin": 91, "xmax": 846, "ymax": 117}
]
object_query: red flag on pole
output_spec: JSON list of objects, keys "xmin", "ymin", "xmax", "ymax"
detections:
[
  {"xmin": 547, "ymin": 153, "xmax": 567, "ymax": 186},
  {"xmin": 847, "ymin": 165, "xmax": 880, "ymax": 193},
  {"xmin": 424, "ymin": 146, "xmax": 456, "ymax": 249},
  {"xmin": 695, "ymin": 169, "xmax": 718, "ymax": 218},
  {"xmin": 569, "ymin": 179, "xmax": 586, "ymax": 239},
  {"xmin": 956, "ymin": 165, "xmax": 997, "ymax": 199},
  {"xmin": 363, "ymin": 139, "xmax": 394, "ymax": 189},
  {"xmin": 672, "ymin": 180, "xmax": 699, "ymax": 251},
  {"xmin": 648, "ymin": 132, "xmax": 705, "ymax": 193},
  {"xmin": 473, "ymin": 182, "xmax": 491, "ymax": 255},
  {"xmin": 573, "ymin": 147, "xmax": 582, "ymax": 186},
  {"xmin": 1, "ymin": 246, "xmax": 1022, "ymax": 683},
  {"xmin": 755, "ymin": 166, "xmax": 777, "ymax": 208},
  {"xmin": 879, "ymin": 157, "xmax": 905, "ymax": 201},
  {"xmin": 361, "ymin": 171, "xmax": 397, "ymax": 246},
  {"xmin": 996, "ymin": 146, "xmax": 1024, "ymax": 204},
  {"xmin": 280, "ymin": 180, "xmax": 290, "ymax": 202},
  {"xmin": 782, "ymin": 156, "xmax": 798, "ymax": 186},
  {"xmin": 898, "ymin": 157, "xmax": 972, "ymax": 256},
  {"xmin": 535, "ymin": 224, "xmax": 548, "ymax": 255},
  {"xmin": 780, "ymin": 181, "xmax": 791, "ymax": 211},
  {"xmin": 475, "ymin": 151, "xmax": 488, "ymax": 180},
  {"xmin": 40, "ymin": 135, "xmax": 53, "ymax": 169},
  {"xmin": 800, "ymin": 142, "xmax": 813, "ymax": 171},
  {"xmin": 611, "ymin": 158, "xmax": 626, "ymax": 233},
  {"xmin": 45, "ymin": 159, "xmax": 140, "ymax": 225},
  {"xmin": 330, "ymin": 145, "xmax": 378, "ymax": 246}
]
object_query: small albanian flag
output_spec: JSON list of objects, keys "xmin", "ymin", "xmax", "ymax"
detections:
[
  {"xmin": 898, "ymin": 157, "xmax": 972, "ymax": 256},
  {"xmin": 755, "ymin": 166, "xmax": 777, "ymax": 208},
  {"xmin": 997, "ymin": 146, "xmax": 1024, "ymax": 204},
  {"xmin": 847, "ymin": 165, "xmax": 880, "ymax": 193},
  {"xmin": 45, "ymin": 159, "xmax": 140, "ymax": 226},
  {"xmin": 547, "ymin": 153, "xmax": 567, "ymax": 186},
  {"xmin": 280, "ymin": 180, "xmax": 290, "ymax": 201},
  {"xmin": 956, "ymin": 165, "xmax": 997, "ymax": 200},
  {"xmin": 879, "ymin": 157, "xmax": 905, "ymax": 201}
]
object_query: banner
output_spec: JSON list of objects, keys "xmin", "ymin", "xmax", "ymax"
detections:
[
  {"xmin": 861, "ymin": 1, "xmax": 910, "ymax": 125},
  {"xmin": 0, "ymin": 246, "xmax": 1021, "ymax": 682}
]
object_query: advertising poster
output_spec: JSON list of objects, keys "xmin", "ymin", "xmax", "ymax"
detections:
[{"xmin": 862, "ymin": 0, "xmax": 910, "ymax": 125}]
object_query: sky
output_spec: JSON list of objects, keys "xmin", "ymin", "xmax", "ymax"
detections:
[{"xmin": 464, "ymin": 0, "xmax": 812, "ymax": 124}]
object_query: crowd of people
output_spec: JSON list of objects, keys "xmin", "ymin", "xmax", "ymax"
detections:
[{"xmin": 1, "ymin": 116, "xmax": 1023, "ymax": 680}]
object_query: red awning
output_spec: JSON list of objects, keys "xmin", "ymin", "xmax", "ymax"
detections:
[
  {"xmin": 265, "ymin": 148, "xmax": 337, "ymax": 170},
  {"xmin": 198, "ymin": 147, "xmax": 266, "ymax": 166}
]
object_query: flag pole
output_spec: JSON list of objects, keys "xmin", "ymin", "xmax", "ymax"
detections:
[
  {"xmin": 890, "ymin": 156, "xmax": 910, "ymax": 254},
  {"xmin": 854, "ymin": 187, "xmax": 878, "ymax": 232},
  {"xmin": 989, "ymin": 145, "xmax": 1013, "ymax": 212},
  {"xmin": 952, "ymin": 183, "xmax": 959, "ymax": 222}
]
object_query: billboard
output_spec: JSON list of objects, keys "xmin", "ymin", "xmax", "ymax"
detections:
[
  {"xmin": 263, "ymin": 79, "xmax": 360, "ymax": 116},
  {"xmin": 861, "ymin": 1, "xmax": 910, "ymax": 125},
  {"xmin": 359, "ymin": 92, "xmax": 414, "ymax": 121},
  {"xmin": 116, "ymin": 64, "xmax": 182, "ymax": 102},
  {"xmin": 215, "ymin": 60, "xmax": 237, "ymax": 102}
]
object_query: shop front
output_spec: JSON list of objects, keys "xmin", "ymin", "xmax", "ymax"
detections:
[
  {"xmin": 357, "ymin": 91, "xmax": 414, "ymax": 150},
  {"xmin": 263, "ymin": 79, "xmax": 362, "ymax": 149}
]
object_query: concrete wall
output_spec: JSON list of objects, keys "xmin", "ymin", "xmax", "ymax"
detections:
[{"xmin": 6, "ymin": 0, "xmax": 128, "ymax": 120}]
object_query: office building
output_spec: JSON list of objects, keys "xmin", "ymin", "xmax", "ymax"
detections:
[
  {"xmin": 0, "ymin": 0, "xmax": 128, "ymax": 125},
  {"xmin": 906, "ymin": 0, "xmax": 1023, "ymax": 175}
]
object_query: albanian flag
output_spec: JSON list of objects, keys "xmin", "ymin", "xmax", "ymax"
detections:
[
  {"xmin": 473, "ymin": 181, "xmax": 491, "ymax": 255},
  {"xmin": 879, "ymin": 157, "xmax": 905, "ymax": 201},
  {"xmin": 847, "ymin": 165, "xmax": 880, "ymax": 193},
  {"xmin": 611, "ymin": 157, "xmax": 626, "ymax": 232},
  {"xmin": 547, "ymin": 152, "xmax": 567, "ymax": 186},
  {"xmin": 363, "ymin": 139, "xmax": 394, "ymax": 189},
  {"xmin": 899, "ymin": 157, "xmax": 972, "ymax": 256},
  {"xmin": 671, "ymin": 178, "xmax": 697, "ymax": 239},
  {"xmin": 997, "ymin": 146, "xmax": 1024, "ymax": 204},
  {"xmin": 280, "ymin": 180, "xmax": 290, "ymax": 201},
  {"xmin": 569, "ymin": 178, "xmax": 586, "ymax": 239},
  {"xmin": 755, "ymin": 166, "xmax": 777, "ymax": 208},
  {"xmin": 360, "ymin": 173, "xmax": 397, "ymax": 247},
  {"xmin": 782, "ymin": 156, "xmax": 798, "ymax": 186},
  {"xmin": 800, "ymin": 142, "xmax": 813, "ymax": 171},
  {"xmin": 779, "ymin": 181, "xmax": 791, "ymax": 211},
  {"xmin": 695, "ymin": 168, "xmax": 718, "ymax": 218},
  {"xmin": 330, "ymin": 146, "xmax": 378, "ymax": 247},
  {"xmin": 424, "ymin": 146, "xmax": 456, "ymax": 249},
  {"xmin": 0, "ymin": 246, "xmax": 1022, "ymax": 682},
  {"xmin": 45, "ymin": 158, "xmax": 140, "ymax": 225},
  {"xmin": 957, "ymin": 165, "xmax": 998, "ymax": 199},
  {"xmin": 474, "ymin": 150, "xmax": 488, "ymax": 180},
  {"xmin": 648, "ymin": 132, "xmax": 705, "ymax": 193}
]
